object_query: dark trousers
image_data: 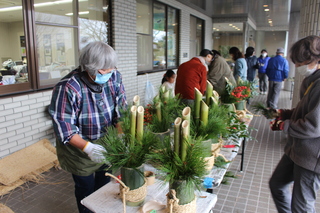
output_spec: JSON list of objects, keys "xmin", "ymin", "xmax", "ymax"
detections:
[
  {"xmin": 72, "ymin": 168, "xmax": 111, "ymax": 213},
  {"xmin": 269, "ymin": 154, "xmax": 320, "ymax": 213},
  {"xmin": 258, "ymin": 73, "xmax": 268, "ymax": 92},
  {"xmin": 267, "ymin": 81, "xmax": 282, "ymax": 108}
]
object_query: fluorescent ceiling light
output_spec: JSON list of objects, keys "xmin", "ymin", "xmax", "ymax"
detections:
[
  {"xmin": 0, "ymin": 0, "xmax": 87, "ymax": 12},
  {"xmin": 264, "ymin": 8, "xmax": 270, "ymax": 11},
  {"xmin": 263, "ymin": 5, "xmax": 268, "ymax": 7},
  {"xmin": 66, "ymin": 11, "xmax": 89, "ymax": 16}
]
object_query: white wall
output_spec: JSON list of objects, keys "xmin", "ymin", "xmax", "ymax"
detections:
[{"xmin": 0, "ymin": 0, "xmax": 213, "ymax": 158}]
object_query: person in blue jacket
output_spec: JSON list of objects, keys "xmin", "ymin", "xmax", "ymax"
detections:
[
  {"xmin": 257, "ymin": 49, "xmax": 270, "ymax": 94},
  {"xmin": 229, "ymin": 47, "xmax": 247, "ymax": 81},
  {"xmin": 266, "ymin": 47, "xmax": 289, "ymax": 108}
]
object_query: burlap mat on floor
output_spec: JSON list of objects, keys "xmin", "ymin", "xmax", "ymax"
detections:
[
  {"xmin": 0, "ymin": 203, "xmax": 14, "ymax": 213},
  {"xmin": 0, "ymin": 139, "xmax": 59, "ymax": 196}
]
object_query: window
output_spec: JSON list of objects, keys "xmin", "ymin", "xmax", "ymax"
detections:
[
  {"xmin": 0, "ymin": 0, "xmax": 111, "ymax": 96},
  {"xmin": 137, "ymin": 1, "xmax": 179, "ymax": 73},
  {"xmin": 189, "ymin": 15, "xmax": 204, "ymax": 58},
  {"xmin": 0, "ymin": 0, "xmax": 28, "ymax": 93}
]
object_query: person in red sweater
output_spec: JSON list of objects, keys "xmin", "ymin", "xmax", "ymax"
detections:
[{"xmin": 175, "ymin": 49, "xmax": 213, "ymax": 105}]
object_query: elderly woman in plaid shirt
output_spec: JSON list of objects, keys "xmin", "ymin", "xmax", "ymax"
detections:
[{"xmin": 49, "ymin": 41, "xmax": 127, "ymax": 213}]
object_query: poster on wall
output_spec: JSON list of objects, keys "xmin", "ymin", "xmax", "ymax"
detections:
[
  {"xmin": 20, "ymin": 36, "xmax": 26, "ymax": 57},
  {"xmin": 56, "ymin": 33, "xmax": 66, "ymax": 63},
  {"xmin": 43, "ymin": 34, "xmax": 52, "ymax": 65}
]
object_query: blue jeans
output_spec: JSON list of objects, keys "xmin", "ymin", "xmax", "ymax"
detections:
[
  {"xmin": 269, "ymin": 154, "xmax": 320, "ymax": 213},
  {"xmin": 72, "ymin": 167, "xmax": 111, "ymax": 213}
]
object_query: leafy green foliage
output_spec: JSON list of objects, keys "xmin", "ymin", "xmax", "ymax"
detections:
[
  {"xmin": 97, "ymin": 106, "xmax": 160, "ymax": 171},
  {"xmin": 147, "ymin": 135, "xmax": 207, "ymax": 189},
  {"xmin": 251, "ymin": 102, "xmax": 277, "ymax": 119},
  {"xmin": 146, "ymin": 90, "xmax": 185, "ymax": 133},
  {"xmin": 190, "ymin": 103, "xmax": 229, "ymax": 140},
  {"xmin": 224, "ymin": 111, "xmax": 252, "ymax": 143},
  {"xmin": 214, "ymin": 155, "xmax": 230, "ymax": 168}
]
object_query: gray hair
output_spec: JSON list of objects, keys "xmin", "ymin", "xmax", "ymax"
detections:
[{"xmin": 79, "ymin": 41, "xmax": 118, "ymax": 76}]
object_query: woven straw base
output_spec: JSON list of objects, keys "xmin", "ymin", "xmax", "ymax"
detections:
[
  {"xmin": 166, "ymin": 196, "xmax": 197, "ymax": 213},
  {"xmin": 119, "ymin": 181, "xmax": 147, "ymax": 206},
  {"xmin": 204, "ymin": 156, "xmax": 215, "ymax": 171}
]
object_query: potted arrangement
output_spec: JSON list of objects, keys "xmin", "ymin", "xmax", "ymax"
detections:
[
  {"xmin": 98, "ymin": 97, "xmax": 159, "ymax": 207},
  {"xmin": 220, "ymin": 78, "xmax": 256, "ymax": 111},
  {"xmin": 147, "ymin": 113, "xmax": 207, "ymax": 212},
  {"xmin": 191, "ymin": 82, "xmax": 229, "ymax": 170},
  {"xmin": 145, "ymin": 86, "xmax": 184, "ymax": 136}
]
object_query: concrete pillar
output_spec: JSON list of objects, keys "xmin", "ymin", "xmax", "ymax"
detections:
[
  {"xmin": 255, "ymin": 31, "xmax": 265, "ymax": 54},
  {"xmin": 292, "ymin": 0, "xmax": 320, "ymax": 107},
  {"xmin": 284, "ymin": 11, "xmax": 300, "ymax": 92}
]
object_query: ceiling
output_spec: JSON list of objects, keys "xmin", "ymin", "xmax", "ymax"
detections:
[
  {"xmin": 212, "ymin": 0, "xmax": 301, "ymax": 32},
  {"xmin": 0, "ymin": 0, "xmax": 302, "ymax": 30}
]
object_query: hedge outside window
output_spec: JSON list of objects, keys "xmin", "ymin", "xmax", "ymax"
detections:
[{"xmin": 137, "ymin": 0, "xmax": 179, "ymax": 73}]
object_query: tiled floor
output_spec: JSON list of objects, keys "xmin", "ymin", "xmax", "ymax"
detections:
[{"xmin": 1, "ymin": 89, "xmax": 320, "ymax": 213}]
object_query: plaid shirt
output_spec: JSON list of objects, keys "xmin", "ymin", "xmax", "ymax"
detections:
[{"xmin": 49, "ymin": 68, "xmax": 127, "ymax": 144}]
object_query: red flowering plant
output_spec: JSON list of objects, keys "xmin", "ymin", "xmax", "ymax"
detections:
[{"xmin": 221, "ymin": 78, "xmax": 256, "ymax": 104}]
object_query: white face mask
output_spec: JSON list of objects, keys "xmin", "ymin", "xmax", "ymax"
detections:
[
  {"xmin": 262, "ymin": 53, "xmax": 267, "ymax": 57},
  {"xmin": 296, "ymin": 64, "xmax": 318, "ymax": 77}
]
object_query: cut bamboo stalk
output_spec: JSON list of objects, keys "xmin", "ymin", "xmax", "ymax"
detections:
[
  {"xmin": 200, "ymin": 100, "xmax": 209, "ymax": 127},
  {"xmin": 130, "ymin": 106, "xmax": 137, "ymax": 144},
  {"xmin": 210, "ymin": 96, "xmax": 218, "ymax": 106},
  {"xmin": 206, "ymin": 81, "xmax": 213, "ymax": 105},
  {"xmin": 174, "ymin": 117, "xmax": 182, "ymax": 156},
  {"xmin": 153, "ymin": 94, "xmax": 160, "ymax": 103},
  {"xmin": 136, "ymin": 106, "xmax": 144, "ymax": 143},
  {"xmin": 163, "ymin": 90, "xmax": 170, "ymax": 102},
  {"xmin": 182, "ymin": 107, "xmax": 191, "ymax": 123},
  {"xmin": 212, "ymin": 90, "xmax": 219, "ymax": 103},
  {"xmin": 194, "ymin": 88, "xmax": 202, "ymax": 124},
  {"xmin": 180, "ymin": 120, "xmax": 189, "ymax": 161},
  {"xmin": 133, "ymin": 95, "xmax": 140, "ymax": 106},
  {"xmin": 156, "ymin": 102, "xmax": 162, "ymax": 122}
]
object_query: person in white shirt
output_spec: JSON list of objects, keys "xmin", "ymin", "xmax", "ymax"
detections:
[{"xmin": 161, "ymin": 69, "xmax": 176, "ymax": 97}]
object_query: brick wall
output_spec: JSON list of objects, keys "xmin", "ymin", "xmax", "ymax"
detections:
[
  {"xmin": 0, "ymin": 90, "xmax": 55, "ymax": 158},
  {"xmin": 0, "ymin": 0, "xmax": 213, "ymax": 158}
]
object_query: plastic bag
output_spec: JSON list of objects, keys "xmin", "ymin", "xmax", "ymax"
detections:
[{"xmin": 144, "ymin": 74, "xmax": 156, "ymax": 106}]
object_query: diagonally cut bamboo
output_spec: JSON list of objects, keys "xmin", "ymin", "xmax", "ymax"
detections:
[
  {"xmin": 182, "ymin": 106, "xmax": 191, "ymax": 123},
  {"xmin": 136, "ymin": 106, "xmax": 144, "ymax": 143},
  {"xmin": 174, "ymin": 117, "xmax": 182, "ymax": 156},
  {"xmin": 200, "ymin": 100, "xmax": 209, "ymax": 127},
  {"xmin": 206, "ymin": 81, "xmax": 213, "ymax": 105},
  {"xmin": 180, "ymin": 120, "xmax": 189, "ymax": 162},
  {"xmin": 130, "ymin": 106, "xmax": 137, "ymax": 143},
  {"xmin": 155, "ymin": 102, "xmax": 161, "ymax": 122},
  {"xmin": 133, "ymin": 95, "xmax": 140, "ymax": 106},
  {"xmin": 194, "ymin": 88, "xmax": 202, "ymax": 125},
  {"xmin": 163, "ymin": 90, "xmax": 170, "ymax": 102}
]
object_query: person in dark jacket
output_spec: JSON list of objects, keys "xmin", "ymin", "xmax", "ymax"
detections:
[
  {"xmin": 207, "ymin": 50, "xmax": 236, "ymax": 95},
  {"xmin": 266, "ymin": 47, "xmax": 289, "ymax": 108},
  {"xmin": 257, "ymin": 49, "xmax": 270, "ymax": 94},
  {"xmin": 245, "ymin": 46, "xmax": 258, "ymax": 82},
  {"xmin": 268, "ymin": 35, "xmax": 320, "ymax": 213}
]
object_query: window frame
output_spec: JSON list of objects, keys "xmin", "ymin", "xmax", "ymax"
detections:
[
  {"xmin": 0, "ymin": 0, "xmax": 112, "ymax": 97},
  {"xmin": 137, "ymin": 1, "xmax": 180, "ymax": 75}
]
